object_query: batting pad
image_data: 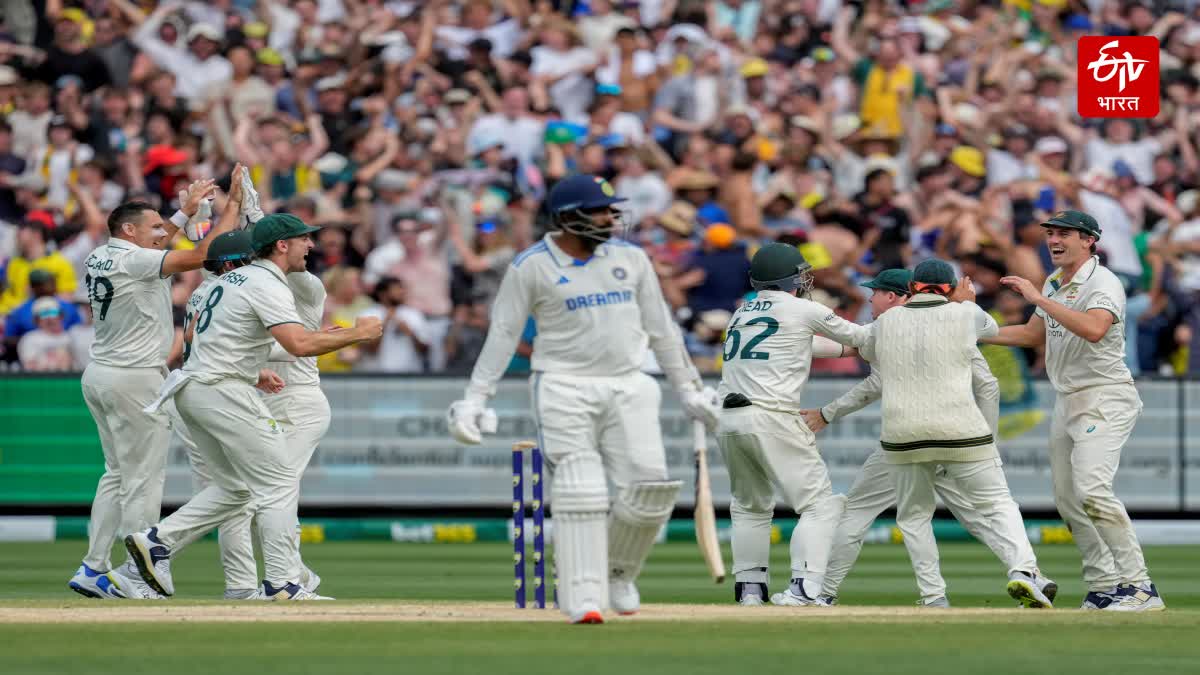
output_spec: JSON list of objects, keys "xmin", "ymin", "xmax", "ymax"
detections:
[
  {"xmin": 608, "ymin": 480, "xmax": 682, "ymax": 581},
  {"xmin": 555, "ymin": 511, "xmax": 609, "ymax": 616}
]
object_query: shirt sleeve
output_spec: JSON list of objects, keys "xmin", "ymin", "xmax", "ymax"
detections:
[
  {"xmin": 968, "ymin": 302, "xmax": 1000, "ymax": 338},
  {"xmin": 810, "ymin": 303, "xmax": 871, "ymax": 348},
  {"xmin": 288, "ymin": 271, "xmax": 327, "ymax": 307},
  {"xmin": 634, "ymin": 248, "xmax": 702, "ymax": 392},
  {"xmin": 812, "ymin": 335, "xmax": 846, "ymax": 359},
  {"xmin": 465, "ymin": 263, "xmax": 535, "ymax": 401},
  {"xmin": 1082, "ymin": 278, "xmax": 1124, "ymax": 323},
  {"xmin": 821, "ymin": 369, "xmax": 882, "ymax": 422},
  {"xmin": 120, "ymin": 247, "xmax": 171, "ymax": 281},
  {"xmin": 251, "ymin": 279, "xmax": 303, "ymax": 329}
]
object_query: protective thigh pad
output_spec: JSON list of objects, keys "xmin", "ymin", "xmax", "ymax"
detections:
[{"xmin": 608, "ymin": 480, "xmax": 683, "ymax": 580}]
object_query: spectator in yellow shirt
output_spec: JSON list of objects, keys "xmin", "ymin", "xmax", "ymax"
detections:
[{"xmin": 0, "ymin": 218, "xmax": 78, "ymax": 315}]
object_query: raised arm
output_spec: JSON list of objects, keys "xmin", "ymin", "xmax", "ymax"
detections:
[{"xmin": 161, "ymin": 166, "xmax": 245, "ymax": 276}]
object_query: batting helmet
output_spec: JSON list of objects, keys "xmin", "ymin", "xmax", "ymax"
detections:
[
  {"xmin": 203, "ymin": 229, "xmax": 254, "ymax": 274},
  {"xmin": 546, "ymin": 174, "xmax": 627, "ymax": 244},
  {"xmin": 749, "ymin": 242, "xmax": 814, "ymax": 294}
]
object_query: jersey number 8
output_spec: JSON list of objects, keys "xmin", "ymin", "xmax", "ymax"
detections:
[
  {"xmin": 722, "ymin": 316, "xmax": 778, "ymax": 361},
  {"xmin": 195, "ymin": 286, "xmax": 224, "ymax": 334}
]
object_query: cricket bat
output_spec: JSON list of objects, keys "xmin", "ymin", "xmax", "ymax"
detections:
[{"xmin": 692, "ymin": 419, "xmax": 726, "ymax": 584}]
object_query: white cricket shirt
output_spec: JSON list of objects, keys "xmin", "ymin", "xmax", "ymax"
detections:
[
  {"xmin": 1036, "ymin": 256, "xmax": 1133, "ymax": 394},
  {"xmin": 183, "ymin": 259, "xmax": 302, "ymax": 385},
  {"xmin": 83, "ymin": 239, "xmax": 173, "ymax": 369},
  {"xmin": 466, "ymin": 234, "xmax": 700, "ymax": 399},
  {"xmin": 717, "ymin": 290, "xmax": 872, "ymax": 413},
  {"xmin": 268, "ymin": 272, "xmax": 325, "ymax": 387}
]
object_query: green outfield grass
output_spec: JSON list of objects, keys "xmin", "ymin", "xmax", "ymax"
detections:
[{"xmin": 1, "ymin": 540, "xmax": 1198, "ymax": 674}]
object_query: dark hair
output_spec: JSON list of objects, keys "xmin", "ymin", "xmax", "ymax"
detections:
[
  {"xmin": 372, "ymin": 276, "xmax": 403, "ymax": 303},
  {"xmin": 107, "ymin": 201, "xmax": 158, "ymax": 235},
  {"xmin": 255, "ymin": 243, "xmax": 278, "ymax": 259}
]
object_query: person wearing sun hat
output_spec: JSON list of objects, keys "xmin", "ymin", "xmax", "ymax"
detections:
[{"xmin": 983, "ymin": 210, "xmax": 1165, "ymax": 612}]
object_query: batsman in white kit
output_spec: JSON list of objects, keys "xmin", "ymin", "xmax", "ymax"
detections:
[
  {"xmin": 125, "ymin": 214, "xmax": 382, "ymax": 600},
  {"xmin": 447, "ymin": 174, "xmax": 719, "ymax": 624},
  {"xmin": 984, "ymin": 210, "xmax": 1164, "ymax": 611},
  {"xmin": 860, "ymin": 259, "xmax": 1053, "ymax": 608},
  {"xmin": 802, "ymin": 268, "xmax": 1056, "ymax": 607},
  {"xmin": 68, "ymin": 177, "xmax": 243, "ymax": 599},
  {"xmin": 714, "ymin": 243, "xmax": 871, "ymax": 607}
]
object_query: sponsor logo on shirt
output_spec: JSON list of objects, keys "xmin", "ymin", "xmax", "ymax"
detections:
[{"xmin": 564, "ymin": 290, "xmax": 634, "ymax": 311}]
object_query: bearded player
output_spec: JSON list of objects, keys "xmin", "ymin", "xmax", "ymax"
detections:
[{"xmin": 447, "ymin": 174, "xmax": 720, "ymax": 624}]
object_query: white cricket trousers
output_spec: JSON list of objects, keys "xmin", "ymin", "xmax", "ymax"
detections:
[
  {"xmin": 264, "ymin": 384, "xmax": 332, "ymax": 571},
  {"xmin": 172, "ymin": 407, "xmax": 257, "ymax": 592},
  {"xmin": 892, "ymin": 456, "xmax": 1039, "ymax": 603},
  {"xmin": 1050, "ymin": 383, "xmax": 1149, "ymax": 590},
  {"xmin": 717, "ymin": 406, "xmax": 843, "ymax": 587},
  {"xmin": 822, "ymin": 450, "xmax": 1038, "ymax": 597},
  {"xmin": 157, "ymin": 379, "xmax": 300, "ymax": 586},
  {"xmin": 80, "ymin": 363, "xmax": 169, "ymax": 571},
  {"xmin": 531, "ymin": 371, "xmax": 669, "ymax": 617}
]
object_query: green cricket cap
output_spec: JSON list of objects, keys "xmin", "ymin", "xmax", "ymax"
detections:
[
  {"xmin": 861, "ymin": 268, "xmax": 912, "ymax": 295},
  {"xmin": 1041, "ymin": 210, "xmax": 1101, "ymax": 240},
  {"xmin": 912, "ymin": 258, "xmax": 957, "ymax": 287},
  {"xmin": 251, "ymin": 213, "xmax": 320, "ymax": 251}
]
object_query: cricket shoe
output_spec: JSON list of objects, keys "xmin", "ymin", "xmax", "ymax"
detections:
[
  {"xmin": 770, "ymin": 578, "xmax": 821, "ymax": 606},
  {"xmin": 124, "ymin": 527, "xmax": 175, "ymax": 596},
  {"xmin": 568, "ymin": 602, "xmax": 605, "ymax": 624},
  {"xmin": 918, "ymin": 597, "xmax": 951, "ymax": 608},
  {"xmin": 815, "ymin": 593, "xmax": 838, "ymax": 607},
  {"xmin": 1106, "ymin": 583, "xmax": 1166, "ymax": 612},
  {"xmin": 68, "ymin": 563, "xmax": 126, "ymax": 599},
  {"xmin": 609, "ymin": 579, "xmax": 639, "ymax": 615},
  {"xmin": 1080, "ymin": 587, "xmax": 1123, "ymax": 610},
  {"xmin": 1038, "ymin": 574, "xmax": 1059, "ymax": 604},
  {"xmin": 224, "ymin": 588, "xmax": 259, "ymax": 600},
  {"xmin": 259, "ymin": 580, "xmax": 332, "ymax": 600},
  {"xmin": 1006, "ymin": 571, "xmax": 1054, "ymax": 608},
  {"xmin": 300, "ymin": 565, "xmax": 331, "ymax": 597},
  {"xmin": 734, "ymin": 581, "xmax": 767, "ymax": 606},
  {"xmin": 108, "ymin": 561, "xmax": 166, "ymax": 599}
]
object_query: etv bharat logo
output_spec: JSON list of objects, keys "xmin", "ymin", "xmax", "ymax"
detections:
[{"xmin": 1077, "ymin": 36, "xmax": 1159, "ymax": 119}]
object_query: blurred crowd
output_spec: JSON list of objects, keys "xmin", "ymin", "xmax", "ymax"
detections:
[{"xmin": 2, "ymin": 0, "xmax": 1200, "ymax": 378}]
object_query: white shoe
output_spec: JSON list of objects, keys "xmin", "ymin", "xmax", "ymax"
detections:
[
  {"xmin": 734, "ymin": 581, "xmax": 766, "ymax": 606},
  {"xmin": 108, "ymin": 562, "xmax": 166, "ymax": 600},
  {"xmin": 609, "ymin": 579, "xmax": 639, "ymax": 615},
  {"xmin": 770, "ymin": 578, "xmax": 820, "ymax": 606},
  {"xmin": 1105, "ymin": 583, "xmax": 1166, "ymax": 612},
  {"xmin": 568, "ymin": 603, "xmax": 605, "ymax": 624},
  {"xmin": 300, "ymin": 566, "xmax": 323, "ymax": 594},
  {"xmin": 68, "ymin": 563, "xmax": 126, "ymax": 599},
  {"xmin": 224, "ymin": 588, "xmax": 259, "ymax": 600},
  {"xmin": 919, "ymin": 597, "xmax": 951, "ymax": 608},
  {"xmin": 124, "ymin": 528, "xmax": 174, "ymax": 596},
  {"xmin": 1007, "ymin": 571, "xmax": 1054, "ymax": 609}
]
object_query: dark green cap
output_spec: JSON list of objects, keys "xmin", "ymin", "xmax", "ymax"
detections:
[
  {"xmin": 912, "ymin": 258, "xmax": 957, "ymax": 287},
  {"xmin": 1041, "ymin": 210, "xmax": 1101, "ymax": 241},
  {"xmin": 251, "ymin": 213, "xmax": 320, "ymax": 251},
  {"xmin": 862, "ymin": 268, "xmax": 912, "ymax": 295}
]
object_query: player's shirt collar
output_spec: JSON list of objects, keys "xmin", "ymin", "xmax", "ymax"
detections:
[
  {"xmin": 1048, "ymin": 255, "xmax": 1099, "ymax": 292},
  {"xmin": 905, "ymin": 292, "xmax": 949, "ymax": 308},
  {"xmin": 249, "ymin": 258, "xmax": 289, "ymax": 283},
  {"xmin": 543, "ymin": 233, "xmax": 612, "ymax": 267}
]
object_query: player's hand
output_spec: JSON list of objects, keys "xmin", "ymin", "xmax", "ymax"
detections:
[
  {"xmin": 999, "ymin": 275, "xmax": 1043, "ymax": 304},
  {"xmin": 447, "ymin": 398, "xmax": 498, "ymax": 445},
  {"xmin": 180, "ymin": 178, "xmax": 217, "ymax": 216},
  {"xmin": 353, "ymin": 315, "xmax": 384, "ymax": 341},
  {"xmin": 801, "ymin": 408, "xmax": 827, "ymax": 433},
  {"xmin": 681, "ymin": 384, "xmax": 720, "ymax": 432},
  {"xmin": 949, "ymin": 275, "xmax": 976, "ymax": 303},
  {"xmin": 256, "ymin": 369, "xmax": 286, "ymax": 393},
  {"xmin": 228, "ymin": 163, "xmax": 246, "ymax": 205}
]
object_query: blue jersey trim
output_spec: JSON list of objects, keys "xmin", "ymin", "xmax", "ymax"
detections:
[{"xmin": 512, "ymin": 242, "xmax": 549, "ymax": 268}]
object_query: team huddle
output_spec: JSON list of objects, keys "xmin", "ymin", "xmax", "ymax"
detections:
[
  {"xmin": 66, "ymin": 170, "xmax": 1163, "ymax": 617},
  {"xmin": 68, "ymin": 166, "xmax": 381, "ymax": 601}
]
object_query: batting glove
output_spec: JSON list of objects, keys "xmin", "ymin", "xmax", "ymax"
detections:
[
  {"xmin": 680, "ymin": 383, "xmax": 720, "ymax": 432},
  {"xmin": 447, "ymin": 397, "xmax": 498, "ymax": 445}
]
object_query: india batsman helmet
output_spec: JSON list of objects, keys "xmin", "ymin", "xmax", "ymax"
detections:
[{"xmin": 546, "ymin": 174, "xmax": 627, "ymax": 244}]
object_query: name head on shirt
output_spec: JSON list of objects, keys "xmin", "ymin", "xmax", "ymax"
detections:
[{"xmin": 565, "ymin": 290, "xmax": 634, "ymax": 311}]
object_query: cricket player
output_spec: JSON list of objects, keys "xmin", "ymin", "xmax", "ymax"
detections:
[
  {"xmin": 260, "ymin": 267, "xmax": 333, "ymax": 598},
  {"xmin": 125, "ymin": 214, "xmax": 382, "ymax": 600},
  {"xmin": 447, "ymin": 174, "xmax": 720, "ymax": 624},
  {"xmin": 984, "ymin": 210, "xmax": 1164, "ymax": 611},
  {"xmin": 801, "ymin": 269, "xmax": 1057, "ymax": 607},
  {"xmin": 861, "ymin": 259, "xmax": 1053, "ymax": 608},
  {"xmin": 68, "ymin": 176, "xmax": 242, "ymax": 599},
  {"xmin": 716, "ymin": 242, "xmax": 871, "ymax": 607}
]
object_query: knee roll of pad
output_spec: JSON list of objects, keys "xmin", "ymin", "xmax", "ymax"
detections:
[{"xmin": 608, "ymin": 480, "xmax": 683, "ymax": 581}]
